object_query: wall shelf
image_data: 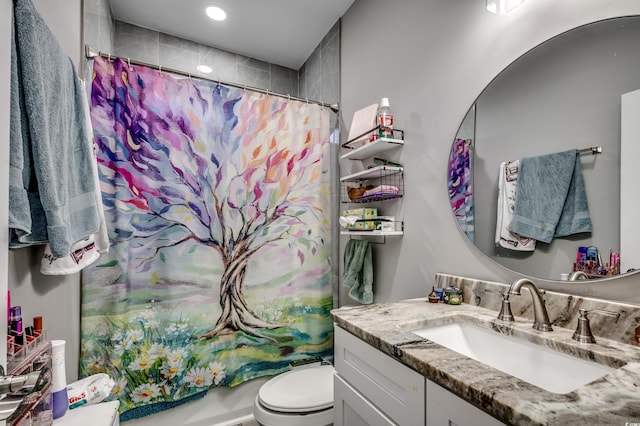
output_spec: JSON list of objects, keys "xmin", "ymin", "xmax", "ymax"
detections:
[
  {"xmin": 340, "ymin": 230, "xmax": 404, "ymax": 236},
  {"xmin": 340, "ymin": 166, "xmax": 404, "ymax": 203},
  {"xmin": 340, "ymin": 165, "xmax": 403, "ymax": 182},
  {"xmin": 340, "ymin": 137, "xmax": 404, "ymax": 161},
  {"xmin": 340, "ymin": 119, "xmax": 404, "ymax": 244}
]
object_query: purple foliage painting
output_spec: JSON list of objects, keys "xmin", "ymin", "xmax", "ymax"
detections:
[
  {"xmin": 80, "ymin": 57, "xmax": 333, "ymax": 420},
  {"xmin": 448, "ymin": 138, "xmax": 474, "ymax": 241}
]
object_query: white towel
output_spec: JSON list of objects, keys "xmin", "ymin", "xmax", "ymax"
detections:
[
  {"xmin": 40, "ymin": 236, "xmax": 100, "ymax": 275},
  {"xmin": 495, "ymin": 161, "xmax": 536, "ymax": 251},
  {"xmin": 81, "ymin": 79, "xmax": 110, "ymax": 255}
]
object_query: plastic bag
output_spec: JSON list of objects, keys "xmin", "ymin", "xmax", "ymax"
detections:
[{"xmin": 66, "ymin": 373, "xmax": 115, "ymax": 409}]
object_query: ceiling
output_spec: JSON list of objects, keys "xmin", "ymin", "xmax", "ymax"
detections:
[{"xmin": 108, "ymin": 0, "xmax": 355, "ymax": 70}]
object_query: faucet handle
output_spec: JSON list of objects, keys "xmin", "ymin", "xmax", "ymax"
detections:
[
  {"xmin": 572, "ymin": 309, "xmax": 620, "ymax": 343},
  {"xmin": 497, "ymin": 292, "xmax": 514, "ymax": 322}
]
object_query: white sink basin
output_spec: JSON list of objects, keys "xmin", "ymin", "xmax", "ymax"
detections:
[{"xmin": 412, "ymin": 321, "xmax": 614, "ymax": 394}]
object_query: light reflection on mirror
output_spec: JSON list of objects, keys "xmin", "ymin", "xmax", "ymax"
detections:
[{"xmin": 449, "ymin": 16, "xmax": 640, "ymax": 281}]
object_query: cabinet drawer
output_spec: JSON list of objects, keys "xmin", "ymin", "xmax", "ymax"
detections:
[
  {"xmin": 426, "ymin": 379, "xmax": 507, "ymax": 426},
  {"xmin": 334, "ymin": 374, "xmax": 395, "ymax": 426},
  {"xmin": 334, "ymin": 326, "xmax": 425, "ymax": 425}
]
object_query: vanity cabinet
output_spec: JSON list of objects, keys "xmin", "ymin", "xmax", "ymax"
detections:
[
  {"xmin": 334, "ymin": 326, "xmax": 507, "ymax": 426},
  {"xmin": 334, "ymin": 326, "xmax": 424, "ymax": 426}
]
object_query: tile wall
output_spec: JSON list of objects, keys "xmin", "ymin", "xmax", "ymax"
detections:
[{"xmin": 83, "ymin": 4, "xmax": 340, "ymax": 105}]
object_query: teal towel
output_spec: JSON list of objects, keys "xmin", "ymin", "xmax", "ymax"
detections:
[
  {"xmin": 510, "ymin": 149, "xmax": 592, "ymax": 243},
  {"xmin": 10, "ymin": 0, "xmax": 100, "ymax": 257},
  {"xmin": 343, "ymin": 239, "xmax": 373, "ymax": 304}
]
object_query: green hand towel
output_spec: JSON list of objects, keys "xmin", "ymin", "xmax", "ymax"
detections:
[{"xmin": 343, "ymin": 239, "xmax": 373, "ymax": 304}]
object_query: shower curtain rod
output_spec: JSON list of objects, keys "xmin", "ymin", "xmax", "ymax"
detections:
[{"xmin": 84, "ymin": 45, "xmax": 340, "ymax": 113}]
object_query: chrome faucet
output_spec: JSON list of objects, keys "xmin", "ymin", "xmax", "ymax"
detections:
[
  {"xmin": 569, "ymin": 271, "xmax": 589, "ymax": 281},
  {"xmin": 507, "ymin": 278, "xmax": 553, "ymax": 331}
]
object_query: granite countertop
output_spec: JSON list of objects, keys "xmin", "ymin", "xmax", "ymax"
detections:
[{"xmin": 331, "ymin": 298, "xmax": 640, "ymax": 426}]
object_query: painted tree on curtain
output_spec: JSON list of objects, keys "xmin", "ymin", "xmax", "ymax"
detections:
[{"xmin": 81, "ymin": 57, "xmax": 333, "ymax": 419}]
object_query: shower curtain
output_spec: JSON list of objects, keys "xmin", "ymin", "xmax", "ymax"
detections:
[
  {"xmin": 449, "ymin": 138, "xmax": 474, "ymax": 241},
  {"xmin": 80, "ymin": 56, "xmax": 334, "ymax": 420}
]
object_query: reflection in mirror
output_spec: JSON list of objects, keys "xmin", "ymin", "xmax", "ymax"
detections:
[{"xmin": 449, "ymin": 16, "xmax": 640, "ymax": 281}]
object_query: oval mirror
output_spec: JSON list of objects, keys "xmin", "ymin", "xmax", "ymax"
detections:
[{"xmin": 449, "ymin": 16, "xmax": 640, "ymax": 281}]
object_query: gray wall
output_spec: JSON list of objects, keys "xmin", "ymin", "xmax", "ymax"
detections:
[
  {"xmin": 1, "ymin": 0, "xmax": 12, "ymax": 372},
  {"xmin": 340, "ymin": 0, "xmax": 640, "ymax": 306}
]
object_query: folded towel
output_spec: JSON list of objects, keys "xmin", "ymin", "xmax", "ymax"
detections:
[
  {"xmin": 10, "ymin": 0, "xmax": 101, "ymax": 257},
  {"xmin": 495, "ymin": 161, "xmax": 535, "ymax": 251},
  {"xmin": 343, "ymin": 239, "xmax": 373, "ymax": 304},
  {"xmin": 40, "ymin": 236, "xmax": 100, "ymax": 275},
  {"xmin": 510, "ymin": 150, "xmax": 592, "ymax": 243},
  {"xmin": 361, "ymin": 185, "xmax": 398, "ymax": 198},
  {"xmin": 9, "ymin": 12, "xmax": 42, "ymax": 246}
]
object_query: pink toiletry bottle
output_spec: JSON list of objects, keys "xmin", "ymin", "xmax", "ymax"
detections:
[{"xmin": 377, "ymin": 98, "xmax": 394, "ymax": 138}]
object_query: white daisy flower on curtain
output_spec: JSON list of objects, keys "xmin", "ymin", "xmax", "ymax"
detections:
[
  {"xmin": 129, "ymin": 354, "xmax": 154, "ymax": 371},
  {"xmin": 86, "ymin": 355, "xmax": 104, "ymax": 370},
  {"xmin": 112, "ymin": 377, "xmax": 128, "ymax": 396},
  {"xmin": 126, "ymin": 329, "xmax": 145, "ymax": 344},
  {"xmin": 167, "ymin": 347, "xmax": 188, "ymax": 364},
  {"xmin": 160, "ymin": 359, "xmax": 183, "ymax": 379},
  {"xmin": 208, "ymin": 361, "xmax": 226, "ymax": 385},
  {"xmin": 131, "ymin": 383, "xmax": 161, "ymax": 403},
  {"xmin": 184, "ymin": 367, "xmax": 213, "ymax": 388},
  {"xmin": 148, "ymin": 343, "xmax": 168, "ymax": 360}
]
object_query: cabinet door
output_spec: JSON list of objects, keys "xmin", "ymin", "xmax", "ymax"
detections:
[
  {"xmin": 334, "ymin": 374, "xmax": 395, "ymax": 426},
  {"xmin": 426, "ymin": 379, "xmax": 507, "ymax": 426},
  {"xmin": 334, "ymin": 326, "xmax": 425, "ymax": 425}
]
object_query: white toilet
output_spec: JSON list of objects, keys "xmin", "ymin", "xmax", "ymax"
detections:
[{"xmin": 253, "ymin": 364, "xmax": 335, "ymax": 426}]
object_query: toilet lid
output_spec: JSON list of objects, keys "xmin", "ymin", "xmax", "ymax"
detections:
[{"xmin": 258, "ymin": 365, "xmax": 335, "ymax": 413}]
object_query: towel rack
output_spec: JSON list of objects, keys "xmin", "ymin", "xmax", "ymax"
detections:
[{"xmin": 576, "ymin": 146, "xmax": 603, "ymax": 155}]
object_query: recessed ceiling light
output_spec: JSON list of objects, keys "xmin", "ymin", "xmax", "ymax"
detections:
[
  {"xmin": 205, "ymin": 6, "xmax": 227, "ymax": 21},
  {"xmin": 197, "ymin": 64, "xmax": 213, "ymax": 74}
]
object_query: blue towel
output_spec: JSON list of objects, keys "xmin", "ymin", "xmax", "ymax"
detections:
[
  {"xmin": 10, "ymin": 0, "xmax": 101, "ymax": 257},
  {"xmin": 510, "ymin": 149, "xmax": 592, "ymax": 243},
  {"xmin": 343, "ymin": 239, "xmax": 373, "ymax": 304}
]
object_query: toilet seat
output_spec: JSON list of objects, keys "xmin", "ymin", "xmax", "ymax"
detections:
[{"xmin": 257, "ymin": 365, "xmax": 335, "ymax": 413}]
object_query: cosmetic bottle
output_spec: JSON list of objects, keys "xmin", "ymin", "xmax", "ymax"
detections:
[
  {"xmin": 33, "ymin": 315, "xmax": 43, "ymax": 333},
  {"xmin": 377, "ymin": 98, "xmax": 394, "ymax": 138},
  {"xmin": 9, "ymin": 306, "xmax": 23, "ymax": 346}
]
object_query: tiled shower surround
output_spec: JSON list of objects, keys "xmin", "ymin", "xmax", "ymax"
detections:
[{"xmin": 83, "ymin": 1, "xmax": 340, "ymax": 105}]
